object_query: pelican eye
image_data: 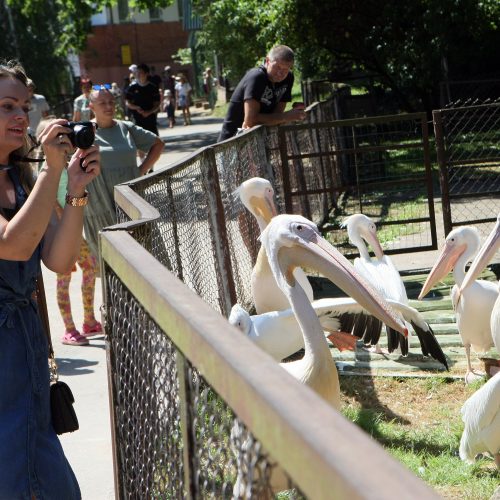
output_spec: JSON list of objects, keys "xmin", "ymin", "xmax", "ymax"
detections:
[{"xmin": 297, "ymin": 225, "xmax": 303, "ymax": 231}]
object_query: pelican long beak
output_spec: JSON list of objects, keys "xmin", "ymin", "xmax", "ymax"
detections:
[
  {"xmin": 250, "ymin": 195, "xmax": 278, "ymax": 227},
  {"xmin": 418, "ymin": 241, "xmax": 466, "ymax": 299},
  {"xmin": 365, "ymin": 231, "xmax": 384, "ymax": 260},
  {"xmin": 460, "ymin": 217, "xmax": 500, "ymax": 293},
  {"xmin": 283, "ymin": 233, "xmax": 408, "ymax": 336}
]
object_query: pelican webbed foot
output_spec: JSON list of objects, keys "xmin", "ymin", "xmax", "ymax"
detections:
[{"xmin": 464, "ymin": 370, "xmax": 486, "ymax": 384}]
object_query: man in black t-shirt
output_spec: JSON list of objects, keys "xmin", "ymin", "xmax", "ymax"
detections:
[
  {"xmin": 125, "ymin": 63, "xmax": 161, "ymax": 135},
  {"xmin": 218, "ymin": 45, "xmax": 306, "ymax": 142}
]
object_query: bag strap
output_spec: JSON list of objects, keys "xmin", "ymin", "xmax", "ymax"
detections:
[
  {"xmin": 36, "ymin": 273, "xmax": 53, "ymax": 355},
  {"xmin": 36, "ymin": 273, "xmax": 58, "ymax": 382}
]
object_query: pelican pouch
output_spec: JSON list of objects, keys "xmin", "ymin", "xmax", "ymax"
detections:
[{"xmin": 50, "ymin": 380, "xmax": 79, "ymax": 435}]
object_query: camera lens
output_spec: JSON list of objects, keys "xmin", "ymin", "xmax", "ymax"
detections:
[{"xmin": 67, "ymin": 121, "xmax": 95, "ymax": 149}]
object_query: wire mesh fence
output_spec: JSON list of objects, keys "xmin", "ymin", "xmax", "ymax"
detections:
[
  {"xmin": 439, "ymin": 79, "xmax": 500, "ymax": 108},
  {"xmin": 105, "ymin": 264, "xmax": 302, "ymax": 499},
  {"xmin": 433, "ymin": 102, "xmax": 500, "ymax": 237},
  {"xmin": 278, "ymin": 113, "xmax": 437, "ymax": 257}
]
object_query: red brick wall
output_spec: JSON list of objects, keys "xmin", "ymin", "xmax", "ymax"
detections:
[{"xmin": 80, "ymin": 22, "xmax": 191, "ymax": 87}]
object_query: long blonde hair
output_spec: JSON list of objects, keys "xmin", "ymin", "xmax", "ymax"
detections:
[{"xmin": 0, "ymin": 60, "xmax": 37, "ymax": 193}]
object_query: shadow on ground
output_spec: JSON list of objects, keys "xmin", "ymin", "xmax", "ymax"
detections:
[{"xmin": 56, "ymin": 357, "xmax": 99, "ymax": 376}]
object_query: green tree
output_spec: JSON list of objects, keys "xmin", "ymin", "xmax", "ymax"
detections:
[
  {"xmin": 192, "ymin": 0, "xmax": 500, "ymax": 111},
  {"xmin": 1, "ymin": 0, "xmax": 175, "ymax": 108},
  {"xmin": 0, "ymin": 1, "xmax": 72, "ymax": 106},
  {"xmin": 7, "ymin": 0, "xmax": 174, "ymax": 55},
  {"xmin": 193, "ymin": 0, "xmax": 291, "ymax": 83}
]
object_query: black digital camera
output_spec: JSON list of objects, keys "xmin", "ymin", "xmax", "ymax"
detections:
[{"xmin": 67, "ymin": 121, "xmax": 96, "ymax": 149}]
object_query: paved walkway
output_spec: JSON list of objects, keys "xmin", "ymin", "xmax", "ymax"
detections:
[{"xmin": 47, "ymin": 108, "xmax": 223, "ymax": 500}]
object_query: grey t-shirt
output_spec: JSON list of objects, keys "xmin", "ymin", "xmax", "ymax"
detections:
[{"xmin": 73, "ymin": 94, "xmax": 92, "ymax": 121}]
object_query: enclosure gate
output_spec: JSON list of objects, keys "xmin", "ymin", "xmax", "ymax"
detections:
[
  {"xmin": 278, "ymin": 112, "xmax": 438, "ymax": 257},
  {"xmin": 433, "ymin": 102, "xmax": 500, "ymax": 238}
]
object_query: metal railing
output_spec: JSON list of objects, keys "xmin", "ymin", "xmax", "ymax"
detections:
[{"xmin": 100, "ymin": 192, "xmax": 439, "ymax": 499}]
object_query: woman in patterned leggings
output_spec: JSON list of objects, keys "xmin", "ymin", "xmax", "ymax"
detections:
[{"xmin": 57, "ymin": 235, "xmax": 102, "ymax": 346}]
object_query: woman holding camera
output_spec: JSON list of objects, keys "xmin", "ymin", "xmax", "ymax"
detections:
[
  {"xmin": 84, "ymin": 86, "xmax": 163, "ymax": 259},
  {"xmin": 0, "ymin": 61, "xmax": 101, "ymax": 498}
]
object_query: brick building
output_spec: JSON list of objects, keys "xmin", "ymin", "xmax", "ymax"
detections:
[{"xmin": 78, "ymin": 1, "xmax": 190, "ymax": 88}]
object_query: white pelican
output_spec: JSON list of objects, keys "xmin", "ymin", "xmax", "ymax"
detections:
[
  {"xmin": 230, "ymin": 297, "xmax": 431, "ymax": 363},
  {"xmin": 236, "ymin": 177, "xmax": 314, "ymax": 313},
  {"xmin": 460, "ymin": 214, "xmax": 500, "ymax": 355},
  {"xmin": 246, "ymin": 213, "xmax": 407, "ymax": 408},
  {"xmin": 343, "ymin": 214, "xmax": 448, "ymax": 369},
  {"xmin": 230, "ymin": 214, "xmax": 407, "ymax": 497},
  {"xmin": 419, "ymin": 226, "xmax": 498, "ymax": 382},
  {"xmin": 459, "ymin": 372, "xmax": 500, "ymax": 469}
]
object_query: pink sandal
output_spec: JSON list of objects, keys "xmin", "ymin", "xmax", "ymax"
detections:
[
  {"xmin": 82, "ymin": 321, "xmax": 103, "ymax": 337},
  {"xmin": 62, "ymin": 329, "xmax": 89, "ymax": 346}
]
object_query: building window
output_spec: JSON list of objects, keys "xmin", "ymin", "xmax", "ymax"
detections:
[
  {"xmin": 149, "ymin": 7, "xmax": 161, "ymax": 21},
  {"xmin": 118, "ymin": 0, "xmax": 129, "ymax": 22}
]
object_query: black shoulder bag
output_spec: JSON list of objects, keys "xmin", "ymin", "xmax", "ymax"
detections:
[{"xmin": 36, "ymin": 274, "xmax": 79, "ymax": 435}]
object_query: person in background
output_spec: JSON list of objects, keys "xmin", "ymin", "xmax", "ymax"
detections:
[
  {"xmin": 36, "ymin": 116, "xmax": 102, "ymax": 347},
  {"xmin": 125, "ymin": 63, "xmax": 161, "ymax": 135},
  {"xmin": 85, "ymin": 86, "xmax": 164, "ymax": 259},
  {"xmin": 218, "ymin": 45, "xmax": 306, "ymax": 141},
  {"xmin": 27, "ymin": 78, "xmax": 49, "ymax": 134},
  {"xmin": 175, "ymin": 73, "xmax": 192, "ymax": 126},
  {"xmin": 149, "ymin": 66, "xmax": 162, "ymax": 88},
  {"xmin": 163, "ymin": 65, "xmax": 176, "ymax": 125},
  {"xmin": 163, "ymin": 89, "xmax": 175, "ymax": 128},
  {"xmin": 128, "ymin": 63, "xmax": 138, "ymax": 83},
  {"xmin": 72, "ymin": 77, "xmax": 93, "ymax": 122},
  {"xmin": 148, "ymin": 65, "xmax": 164, "ymax": 127},
  {"xmin": 203, "ymin": 67, "xmax": 217, "ymax": 110},
  {"xmin": 0, "ymin": 59, "xmax": 100, "ymax": 499},
  {"xmin": 110, "ymin": 82, "xmax": 124, "ymax": 118},
  {"xmin": 122, "ymin": 76, "xmax": 131, "ymax": 119},
  {"xmin": 163, "ymin": 65, "xmax": 176, "ymax": 95}
]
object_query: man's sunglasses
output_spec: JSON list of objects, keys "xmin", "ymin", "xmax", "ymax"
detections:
[{"xmin": 93, "ymin": 83, "xmax": 111, "ymax": 90}]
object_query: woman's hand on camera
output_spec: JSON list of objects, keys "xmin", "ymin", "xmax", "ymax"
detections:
[
  {"xmin": 66, "ymin": 145, "xmax": 101, "ymax": 195},
  {"xmin": 37, "ymin": 119, "xmax": 75, "ymax": 171}
]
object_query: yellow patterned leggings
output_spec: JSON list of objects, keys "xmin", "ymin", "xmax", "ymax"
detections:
[{"xmin": 56, "ymin": 239, "xmax": 98, "ymax": 332}]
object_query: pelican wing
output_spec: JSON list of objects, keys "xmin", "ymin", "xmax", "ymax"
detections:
[
  {"xmin": 354, "ymin": 255, "xmax": 408, "ymax": 304},
  {"xmin": 351, "ymin": 255, "xmax": 448, "ymax": 368},
  {"xmin": 389, "ymin": 301, "xmax": 449, "ymax": 369},
  {"xmin": 314, "ymin": 297, "xmax": 448, "ymax": 369},
  {"xmin": 459, "ymin": 373, "xmax": 500, "ymax": 461}
]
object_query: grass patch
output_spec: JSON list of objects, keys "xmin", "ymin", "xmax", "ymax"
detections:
[{"xmin": 340, "ymin": 376, "xmax": 499, "ymax": 499}]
